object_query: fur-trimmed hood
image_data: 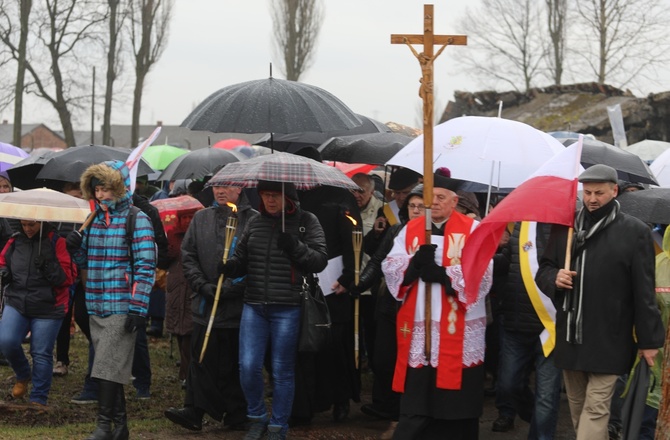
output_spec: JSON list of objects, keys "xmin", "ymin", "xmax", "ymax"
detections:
[{"xmin": 80, "ymin": 160, "xmax": 131, "ymax": 204}]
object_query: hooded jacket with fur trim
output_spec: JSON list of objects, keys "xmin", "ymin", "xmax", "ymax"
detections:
[{"xmin": 72, "ymin": 160, "xmax": 156, "ymax": 317}]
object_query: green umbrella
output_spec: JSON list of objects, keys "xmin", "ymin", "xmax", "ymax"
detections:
[{"xmin": 143, "ymin": 144, "xmax": 189, "ymax": 171}]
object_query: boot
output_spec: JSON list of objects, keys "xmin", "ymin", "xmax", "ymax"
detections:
[
  {"xmin": 85, "ymin": 379, "xmax": 117, "ymax": 440},
  {"xmin": 111, "ymin": 384, "xmax": 129, "ymax": 440}
]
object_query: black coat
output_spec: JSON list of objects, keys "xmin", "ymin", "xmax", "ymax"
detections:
[
  {"xmin": 182, "ymin": 193, "xmax": 258, "ymax": 328},
  {"xmin": 230, "ymin": 204, "xmax": 327, "ymax": 306},
  {"xmin": 536, "ymin": 212, "xmax": 664, "ymax": 374}
]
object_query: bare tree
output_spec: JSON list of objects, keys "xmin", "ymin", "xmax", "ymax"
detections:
[
  {"xmin": 128, "ymin": 0, "xmax": 173, "ymax": 147},
  {"xmin": 574, "ymin": 0, "xmax": 670, "ymax": 88},
  {"xmin": 0, "ymin": 1, "xmax": 107, "ymax": 147},
  {"xmin": 458, "ymin": 0, "xmax": 546, "ymax": 92},
  {"xmin": 271, "ymin": 0, "xmax": 324, "ymax": 81},
  {"xmin": 0, "ymin": 0, "xmax": 32, "ymax": 146},
  {"xmin": 545, "ymin": 0, "xmax": 568, "ymax": 85},
  {"xmin": 102, "ymin": 0, "xmax": 128, "ymax": 145}
]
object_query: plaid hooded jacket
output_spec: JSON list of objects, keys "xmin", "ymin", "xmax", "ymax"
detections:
[{"xmin": 72, "ymin": 160, "xmax": 156, "ymax": 317}]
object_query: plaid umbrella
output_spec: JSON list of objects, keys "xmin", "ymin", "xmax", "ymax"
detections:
[
  {"xmin": 0, "ymin": 188, "xmax": 89, "ymax": 223},
  {"xmin": 207, "ymin": 152, "xmax": 360, "ymax": 191}
]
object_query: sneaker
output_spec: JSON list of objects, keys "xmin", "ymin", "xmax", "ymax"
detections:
[
  {"xmin": 136, "ymin": 388, "xmax": 150, "ymax": 400},
  {"xmin": 11, "ymin": 378, "xmax": 30, "ymax": 399},
  {"xmin": 53, "ymin": 361, "xmax": 68, "ymax": 377},
  {"xmin": 266, "ymin": 425, "xmax": 286, "ymax": 440},
  {"xmin": 70, "ymin": 390, "xmax": 98, "ymax": 404},
  {"xmin": 244, "ymin": 415, "xmax": 268, "ymax": 440},
  {"xmin": 492, "ymin": 416, "xmax": 515, "ymax": 432}
]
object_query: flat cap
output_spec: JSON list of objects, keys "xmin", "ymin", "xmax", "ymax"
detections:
[{"xmin": 578, "ymin": 164, "xmax": 618, "ymax": 184}]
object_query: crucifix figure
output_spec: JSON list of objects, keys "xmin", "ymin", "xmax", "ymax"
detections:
[{"xmin": 391, "ymin": 4, "xmax": 466, "ymax": 359}]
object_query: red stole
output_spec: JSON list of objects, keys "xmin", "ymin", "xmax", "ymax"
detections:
[{"xmin": 393, "ymin": 212, "xmax": 474, "ymax": 392}]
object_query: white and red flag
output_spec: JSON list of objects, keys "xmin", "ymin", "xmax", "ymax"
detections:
[
  {"xmin": 127, "ymin": 126, "xmax": 162, "ymax": 194},
  {"xmin": 461, "ymin": 136, "xmax": 584, "ymax": 304}
]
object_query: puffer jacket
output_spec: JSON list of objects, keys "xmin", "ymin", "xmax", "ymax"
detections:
[
  {"xmin": 500, "ymin": 222, "xmax": 551, "ymax": 334},
  {"xmin": 181, "ymin": 192, "xmax": 258, "ymax": 328},
  {"xmin": 0, "ymin": 226, "xmax": 75, "ymax": 319},
  {"xmin": 73, "ymin": 160, "xmax": 156, "ymax": 317},
  {"xmin": 230, "ymin": 203, "xmax": 328, "ymax": 306}
]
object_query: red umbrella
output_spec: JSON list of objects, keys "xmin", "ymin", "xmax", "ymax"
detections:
[
  {"xmin": 212, "ymin": 138, "xmax": 251, "ymax": 150},
  {"xmin": 324, "ymin": 161, "xmax": 376, "ymax": 178},
  {"xmin": 151, "ymin": 195, "xmax": 204, "ymax": 255}
]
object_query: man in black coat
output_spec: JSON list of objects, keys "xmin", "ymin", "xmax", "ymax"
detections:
[{"xmin": 536, "ymin": 165, "xmax": 664, "ymax": 440}]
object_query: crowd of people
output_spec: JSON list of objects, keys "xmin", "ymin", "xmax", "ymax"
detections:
[{"xmin": 0, "ymin": 149, "xmax": 666, "ymax": 440}]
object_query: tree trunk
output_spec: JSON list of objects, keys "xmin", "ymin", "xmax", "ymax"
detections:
[
  {"xmin": 103, "ymin": 0, "xmax": 120, "ymax": 146},
  {"xmin": 12, "ymin": 0, "xmax": 31, "ymax": 148},
  {"xmin": 131, "ymin": 72, "xmax": 144, "ymax": 149}
]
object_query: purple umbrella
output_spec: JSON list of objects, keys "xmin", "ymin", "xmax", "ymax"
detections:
[{"xmin": 0, "ymin": 142, "xmax": 29, "ymax": 172}]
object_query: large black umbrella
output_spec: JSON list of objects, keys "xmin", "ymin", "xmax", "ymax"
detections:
[
  {"xmin": 181, "ymin": 77, "xmax": 362, "ymax": 134},
  {"xmin": 621, "ymin": 360, "xmax": 651, "ymax": 440},
  {"xmin": 561, "ymin": 138, "xmax": 658, "ymax": 185},
  {"xmin": 157, "ymin": 147, "xmax": 243, "ymax": 181},
  {"xmin": 318, "ymin": 132, "xmax": 414, "ymax": 165},
  {"xmin": 8, "ymin": 145, "xmax": 153, "ymax": 190},
  {"xmin": 256, "ymin": 113, "xmax": 391, "ymax": 152},
  {"xmin": 616, "ymin": 188, "xmax": 670, "ymax": 224}
]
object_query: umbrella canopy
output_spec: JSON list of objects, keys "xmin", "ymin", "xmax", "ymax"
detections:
[
  {"xmin": 386, "ymin": 116, "xmax": 565, "ymax": 188},
  {"xmin": 323, "ymin": 161, "xmax": 377, "ymax": 178},
  {"xmin": 181, "ymin": 77, "xmax": 361, "ymax": 134},
  {"xmin": 207, "ymin": 152, "xmax": 360, "ymax": 191},
  {"xmin": 318, "ymin": 132, "xmax": 413, "ymax": 165},
  {"xmin": 650, "ymin": 146, "xmax": 670, "ymax": 187},
  {"xmin": 624, "ymin": 139, "xmax": 670, "ymax": 162},
  {"xmin": 616, "ymin": 188, "xmax": 670, "ymax": 224},
  {"xmin": 256, "ymin": 113, "xmax": 391, "ymax": 152},
  {"xmin": 212, "ymin": 138, "xmax": 251, "ymax": 150},
  {"xmin": 0, "ymin": 188, "xmax": 90, "ymax": 223},
  {"xmin": 6, "ymin": 149, "xmax": 59, "ymax": 190},
  {"xmin": 0, "ymin": 142, "xmax": 29, "ymax": 172},
  {"xmin": 34, "ymin": 145, "xmax": 154, "ymax": 186},
  {"xmin": 150, "ymin": 195, "xmax": 204, "ymax": 237},
  {"xmin": 157, "ymin": 147, "xmax": 243, "ymax": 181},
  {"xmin": 142, "ymin": 144, "xmax": 189, "ymax": 171},
  {"xmin": 561, "ymin": 138, "xmax": 658, "ymax": 185}
]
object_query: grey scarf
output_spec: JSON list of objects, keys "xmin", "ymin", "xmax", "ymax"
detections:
[{"xmin": 564, "ymin": 200, "xmax": 620, "ymax": 344}]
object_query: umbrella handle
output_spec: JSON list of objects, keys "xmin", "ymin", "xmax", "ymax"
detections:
[{"xmin": 78, "ymin": 212, "xmax": 96, "ymax": 233}]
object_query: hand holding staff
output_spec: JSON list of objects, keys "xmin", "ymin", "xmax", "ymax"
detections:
[{"xmin": 199, "ymin": 207, "xmax": 238, "ymax": 363}]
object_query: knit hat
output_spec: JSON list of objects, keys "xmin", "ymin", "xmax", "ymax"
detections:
[
  {"xmin": 578, "ymin": 164, "xmax": 618, "ymax": 184},
  {"xmin": 257, "ymin": 180, "xmax": 298, "ymax": 201},
  {"xmin": 456, "ymin": 190, "xmax": 480, "ymax": 217}
]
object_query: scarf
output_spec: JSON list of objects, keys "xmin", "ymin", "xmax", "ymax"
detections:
[{"xmin": 565, "ymin": 199, "xmax": 619, "ymax": 343}]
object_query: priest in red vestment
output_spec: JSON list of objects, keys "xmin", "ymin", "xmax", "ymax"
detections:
[{"xmin": 382, "ymin": 173, "xmax": 493, "ymax": 440}]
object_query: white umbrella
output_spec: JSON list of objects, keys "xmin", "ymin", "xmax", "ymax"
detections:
[
  {"xmin": 650, "ymin": 147, "xmax": 670, "ymax": 187},
  {"xmin": 624, "ymin": 139, "xmax": 670, "ymax": 162},
  {"xmin": 0, "ymin": 188, "xmax": 90, "ymax": 223},
  {"xmin": 386, "ymin": 116, "xmax": 565, "ymax": 188}
]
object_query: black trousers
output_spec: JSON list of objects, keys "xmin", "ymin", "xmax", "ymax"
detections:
[
  {"xmin": 185, "ymin": 323, "xmax": 246, "ymax": 426},
  {"xmin": 393, "ymin": 414, "xmax": 479, "ymax": 440}
]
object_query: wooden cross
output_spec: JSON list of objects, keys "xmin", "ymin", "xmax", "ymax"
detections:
[
  {"xmin": 391, "ymin": 4, "xmax": 466, "ymax": 359},
  {"xmin": 400, "ymin": 322, "xmax": 412, "ymax": 339}
]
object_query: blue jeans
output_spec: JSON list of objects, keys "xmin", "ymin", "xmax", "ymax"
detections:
[
  {"xmin": 0, "ymin": 305, "xmax": 62, "ymax": 405},
  {"xmin": 239, "ymin": 303, "xmax": 300, "ymax": 431},
  {"xmin": 496, "ymin": 327, "xmax": 562, "ymax": 440}
]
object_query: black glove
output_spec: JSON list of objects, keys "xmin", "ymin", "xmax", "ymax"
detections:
[
  {"xmin": 0, "ymin": 267, "xmax": 11, "ymax": 283},
  {"xmin": 411, "ymin": 244, "xmax": 437, "ymax": 269},
  {"xmin": 199, "ymin": 283, "xmax": 217, "ymax": 303},
  {"xmin": 220, "ymin": 259, "xmax": 239, "ymax": 278},
  {"xmin": 34, "ymin": 254, "xmax": 51, "ymax": 274},
  {"xmin": 420, "ymin": 262, "xmax": 448, "ymax": 285},
  {"xmin": 277, "ymin": 232, "xmax": 298, "ymax": 253},
  {"xmin": 349, "ymin": 282, "xmax": 362, "ymax": 298},
  {"xmin": 66, "ymin": 230, "xmax": 83, "ymax": 253},
  {"xmin": 124, "ymin": 313, "xmax": 147, "ymax": 333}
]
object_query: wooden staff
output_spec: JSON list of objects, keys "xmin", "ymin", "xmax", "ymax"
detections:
[
  {"xmin": 564, "ymin": 227, "xmax": 574, "ymax": 270},
  {"xmin": 352, "ymin": 226, "xmax": 363, "ymax": 369},
  {"xmin": 391, "ymin": 5, "xmax": 466, "ymax": 359},
  {"xmin": 199, "ymin": 211, "xmax": 238, "ymax": 363}
]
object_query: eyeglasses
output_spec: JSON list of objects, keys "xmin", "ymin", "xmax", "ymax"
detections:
[
  {"xmin": 259, "ymin": 192, "xmax": 283, "ymax": 200},
  {"xmin": 408, "ymin": 203, "xmax": 425, "ymax": 210}
]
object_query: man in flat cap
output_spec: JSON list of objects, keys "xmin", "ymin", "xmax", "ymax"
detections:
[
  {"xmin": 381, "ymin": 172, "xmax": 493, "ymax": 439},
  {"xmin": 536, "ymin": 164, "xmax": 664, "ymax": 440}
]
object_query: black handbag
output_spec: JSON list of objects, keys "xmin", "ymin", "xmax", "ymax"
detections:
[{"xmin": 298, "ymin": 274, "xmax": 332, "ymax": 353}]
